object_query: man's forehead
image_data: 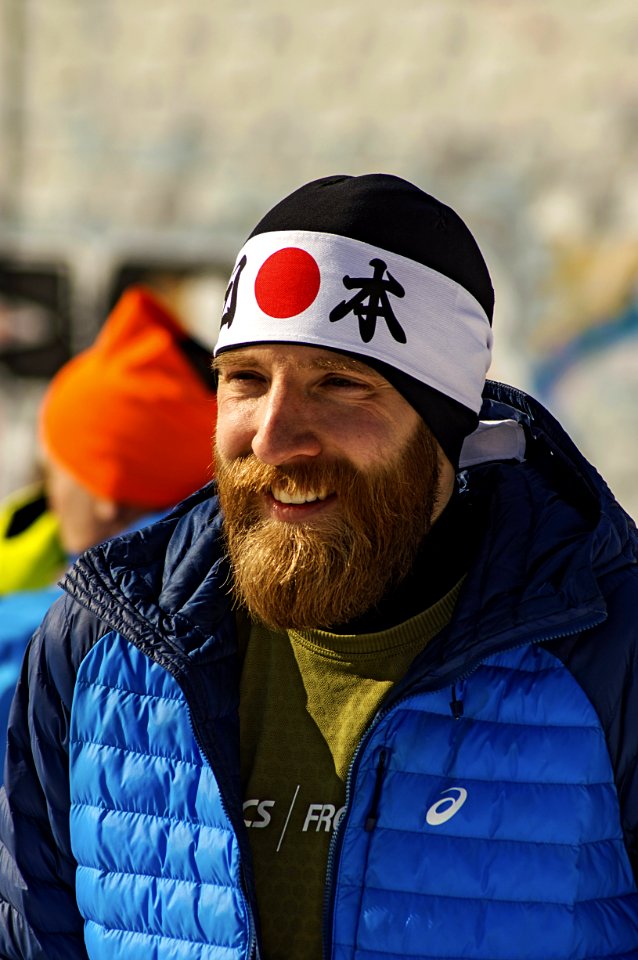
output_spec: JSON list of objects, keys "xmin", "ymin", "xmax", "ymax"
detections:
[{"xmin": 214, "ymin": 344, "xmax": 383, "ymax": 377}]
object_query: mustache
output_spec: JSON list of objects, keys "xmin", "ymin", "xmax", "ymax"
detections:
[{"xmin": 216, "ymin": 453, "xmax": 362, "ymax": 499}]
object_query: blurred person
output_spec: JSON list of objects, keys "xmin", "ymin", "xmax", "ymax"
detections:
[
  {"xmin": 0, "ymin": 174, "xmax": 638, "ymax": 960},
  {"xmin": 0, "ymin": 480, "xmax": 67, "ymax": 594},
  {"xmin": 0, "ymin": 285, "xmax": 216, "ymax": 775}
]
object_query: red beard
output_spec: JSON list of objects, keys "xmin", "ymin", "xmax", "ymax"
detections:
[{"xmin": 216, "ymin": 420, "xmax": 441, "ymax": 630}]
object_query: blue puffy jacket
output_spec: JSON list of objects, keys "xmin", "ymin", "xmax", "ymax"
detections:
[{"xmin": 1, "ymin": 381, "xmax": 638, "ymax": 960}]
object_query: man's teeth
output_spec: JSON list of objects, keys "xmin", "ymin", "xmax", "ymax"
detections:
[{"xmin": 271, "ymin": 486, "xmax": 329, "ymax": 504}]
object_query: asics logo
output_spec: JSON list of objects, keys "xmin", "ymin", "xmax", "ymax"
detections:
[{"xmin": 425, "ymin": 787, "xmax": 468, "ymax": 826}]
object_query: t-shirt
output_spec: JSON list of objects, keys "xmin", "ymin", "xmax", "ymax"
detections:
[{"xmin": 239, "ymin": 578, "xmax": 463, "ymax": 959}]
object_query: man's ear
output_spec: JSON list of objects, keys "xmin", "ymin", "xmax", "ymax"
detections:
[{"xmin": 432, "ymin": 445, "xmax": 456, "ymax": 523}]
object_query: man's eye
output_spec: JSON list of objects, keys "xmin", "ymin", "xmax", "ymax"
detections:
[
  {"xmin": 218, "ymin": 370, "xmax": 266, "ymax": 393},
  {"xmin": 325, "ymin": 375, "xmax": 366, "ymax": 389},
  {"xmin": 226, "ymin": 370, "xmax": 261, "ymax": 382}
]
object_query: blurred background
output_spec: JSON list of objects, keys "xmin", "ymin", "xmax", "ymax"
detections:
[{"xmin": 1, "ymin": 0, "xmax": 637, "ymax": 515}]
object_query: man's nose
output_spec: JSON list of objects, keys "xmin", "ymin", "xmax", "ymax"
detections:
[{"xmin": 251, "ymin": 383, "xmax": 322, "ymax": 465}]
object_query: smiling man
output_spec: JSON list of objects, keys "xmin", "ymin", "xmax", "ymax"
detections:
[{"xmin": 1, "ymin": 174, "xmax": 638, "ymax": 960}]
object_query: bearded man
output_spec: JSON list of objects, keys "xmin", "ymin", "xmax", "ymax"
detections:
[{"xmin": 1, "ymin": 174, "xmax": 638, "ymax": 960}]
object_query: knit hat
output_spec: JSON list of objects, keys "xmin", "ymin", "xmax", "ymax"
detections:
[
  {"xmin": 39, "ymin": 286, "xmax": 216, "ymax": 506},
  {"xmin": 214, "ymin": 173, "xmax": 494, "ymax": 465}
]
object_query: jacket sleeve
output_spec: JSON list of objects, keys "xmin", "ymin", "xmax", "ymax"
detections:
[
  {"xmin": 548, "ymin": 562, "xmax": 638, "ymax": 883},
  {"xmin": 0, "ymin": 594, "xmax": 95, "ymax": 960},
  {"xmin": 0, "ymin": 586, "xmax": 64, "ymax": 779},
  {"xmin": 599, "ymin": 570, "xmax": 638, "ymax": 879}
]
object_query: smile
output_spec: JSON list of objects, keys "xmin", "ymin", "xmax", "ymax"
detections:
[{"xmin": 271, "ymin": 485, "xmax": 330, "ymax": 505}]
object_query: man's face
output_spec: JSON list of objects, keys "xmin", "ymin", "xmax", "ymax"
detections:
[{"xmin": 214, "ymin": 344, "xmax": 455, "ymax": 630}]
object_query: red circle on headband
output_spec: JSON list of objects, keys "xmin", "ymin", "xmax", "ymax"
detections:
[{"xmin": 255, "ymin": 247, "xmax": 321, "ymax": 318}]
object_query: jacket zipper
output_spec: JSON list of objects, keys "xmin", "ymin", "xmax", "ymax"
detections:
[
  {"xmin": 364, "ymin": 747, "xmax": 389, "ymax": 832},
  {"xmin": 321, "ymin": 612, "xmax": 606, "ymax": 960}
]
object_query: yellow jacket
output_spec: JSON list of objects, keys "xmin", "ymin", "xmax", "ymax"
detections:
[{"xmin": 0, "ymin": 484, "xmax": 66, "ymax": 594}]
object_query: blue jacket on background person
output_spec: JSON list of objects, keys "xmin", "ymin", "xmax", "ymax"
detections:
[
  {"xmin": 0, "ymin": 382, "xmax": 637, "ymax": 960},
  {"xmin": 0, "ymin": 585, "xmax": 61, "ymax": 763}
]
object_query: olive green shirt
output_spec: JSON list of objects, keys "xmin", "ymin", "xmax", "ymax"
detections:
[{"xmin": 239, "ymin": 578, "xmax": 463, "ymax": 960}]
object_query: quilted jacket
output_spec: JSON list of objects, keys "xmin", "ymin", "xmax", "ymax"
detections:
[{"xmin": 1, "ymin": 381, "xmax": 638, "ymax": 960}]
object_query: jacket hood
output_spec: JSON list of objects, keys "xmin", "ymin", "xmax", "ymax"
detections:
[
  {"xmin": 415, "ymin": 379, "xmax": 638, "ymax": 683},
  {"xmin": 63, "ymin": 381, "xmax": 637, "ymax": 678},
  {"xmin": 480, "ymin": 379, "xmax": 635, "ymax": 579}
]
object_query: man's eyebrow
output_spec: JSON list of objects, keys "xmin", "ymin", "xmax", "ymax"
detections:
[
  {"xmin": 309, "ymin": 355, "xmax": 372, "ymax": 373},
  {"xmin": 212, "ymin": 354, "xmax": 233, "ymax": 371},
  {"xmin": 212, "ymin": 353, "xmax": 254, "ymax": 372},
  {"xmin": 212, "ymin": 352, "xmax": 374, "ymax": 375}
]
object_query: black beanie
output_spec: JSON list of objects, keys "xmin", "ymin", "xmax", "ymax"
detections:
[{"xmin": 215, "ymin": 173, "xmax": 494, "ymax": 466}]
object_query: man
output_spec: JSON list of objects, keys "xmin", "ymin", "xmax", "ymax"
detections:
[
  {"xmin": 1, "ymin": 173, "xmax": 637, "ymax": 960},
  {"xmin": 0, "ymin": 285, "xmax": 216, "ymax": 773}
]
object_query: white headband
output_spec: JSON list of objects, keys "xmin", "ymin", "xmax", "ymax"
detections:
[{"xmin": 214, "ymin": 230, "xmax": 493, "ymax": 414}]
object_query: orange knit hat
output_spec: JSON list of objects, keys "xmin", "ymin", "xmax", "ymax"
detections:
[{"xmin": 39, "ymin": 286, "xmax": 216, "ymax": 507}]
